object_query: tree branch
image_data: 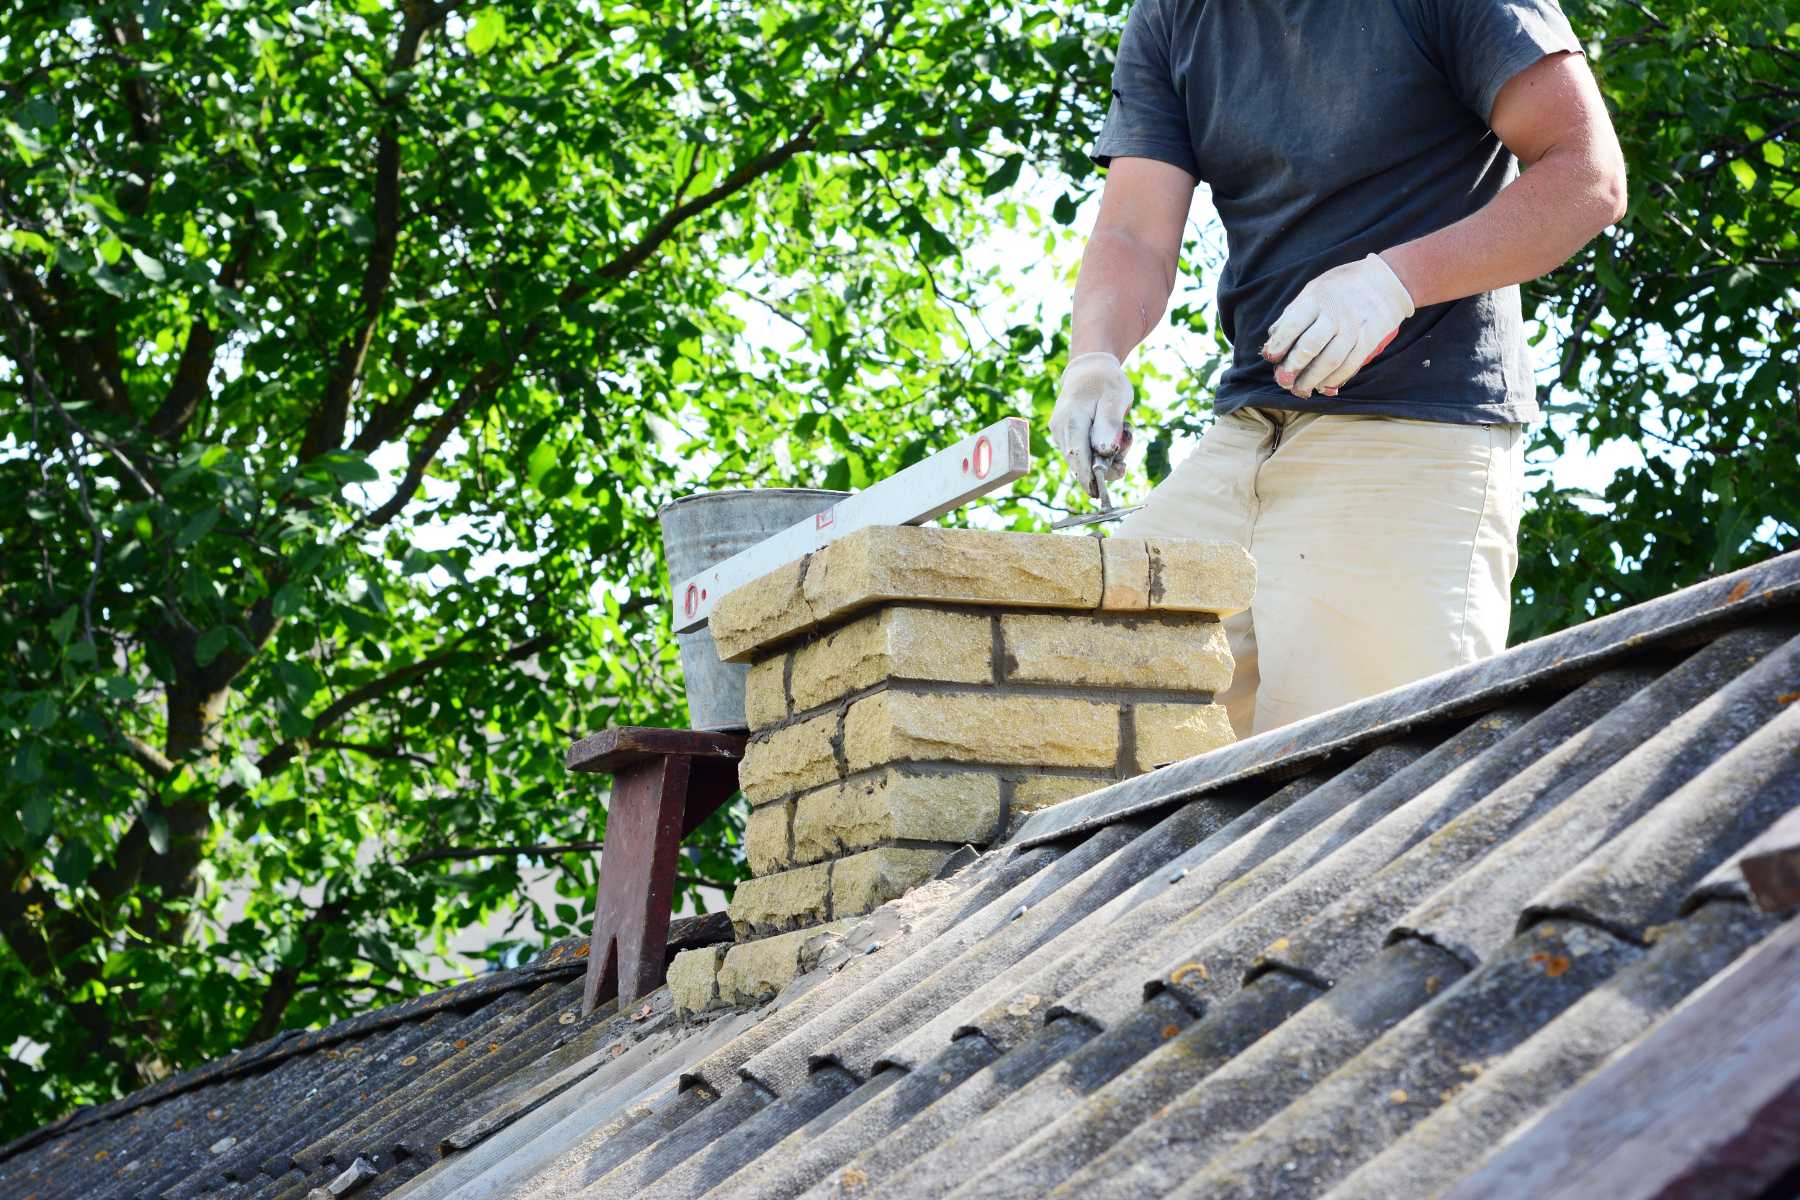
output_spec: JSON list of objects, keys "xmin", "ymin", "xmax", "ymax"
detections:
[
  {"xmin": 1, "ymin": 254, "xmax": 135, "ymax": 425},
  {"xmin": 120, "ymin": 729, "xmax": 176, "ymax": 779},
  {"xmin": 108, "ymin": 14, "xmax": 163, "ymax": 150},
  {"xmin": 354, "ymin": 365, "xmax": 493, "ymax": 531},
  {"xmin": 298, "ymin": 8, "xmax": 442, "ymax": 463},
  {"xmin": 313, "ymin": 739, "xmax": 434, "ymax": 766},
  {"xmin": 345, "ymin": 110, "xmax": 837, "ymax": 535},
  {"xmin": 1, "ymin": 261, "xmax": 162, "ymax": 506},
  {"xmin": 586, "ymin": 118, "xmax": 822, "ymax": 289},
  {"xmin": 402, "ymin": 840, "xmax": 604, "ymax": 867},
  {"xmin": 248, "ymin": 896, "xmax": 348, "ymax": 1042},
  {"xmin": 254, "ymin": 628, "xmax": 553, "ymax": 779},
  {"xmin": 145, "ymin": 222, "xmax": 256, "ymax": 442},
  {"xmin": 350, "ymin": 363, "xmax": 439, "ymax": 453}
]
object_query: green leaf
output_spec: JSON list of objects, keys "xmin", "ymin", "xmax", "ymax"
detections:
[
  {"xmin": 363, "ymin": 937, "xmax": 399, "ymax": 975},
  {"xmin": 540, "ymin": 466, "xmax": 576, "ymax": 499},
  {"xmin": 53, "ymin": 838, "xmax": 94, "ymax": 885},
  {"xmin": 226, "ymin": 755, "xmax": 262, "ymax": 788},
  {"xmin": 50, "ymin": 606, "xmax": 77, "ymax": 645},
  {"xmin": 527, "ymin": 439, "xmax": 558, "ymax": 486},
  {"xmin": 195, "ymin": 627, "xmax": 230, "ymax": 667},
  {"xmin": 272, "ymin": 583, "xmax": 304, "ymax": 618},
  {"xmin": 330, "ymin": 204, "xmax": 376, "ymax": 246},
  {"xmin": 175, "ymin": 507, "xmax": 220, "ymax": 550},
  {"xmin": 467, "ymin": 9, "xmax": 506, "ymax": 54},
  {"xmin": 1729, "ymin": 159, "xmax": 1758, "ymax": 190},
  {"xmin": 143, "ymin": 808, "xmax": 170, "ymax": 855},
  {"xmin": 319, "ymin": 452, "xmax": 380, "ymax": 483},
  {"xmin": 16, "ymin": 95, "xmax": 57, "ymax": 131},
  {"xmin": 981, "ymin": 155, "xmax": 1023, "ymax": 197},
  {"xmin": 128, "ymin": 246, "xmax": 167, "ymax": 282},
  {"xmin": 11, "ymin": 742, "xmax": 46, "ymax": 787},
  {"xmin": 4, "ymin": 120, "xmax": 44, "ymax": 165},
  {"xmin": 4, "ymin": 228, "xmax": 54, "ymax": 258},
  {"xmin": 275, "ymin": 659, "xmax": 322, "ymax": 701},
  {"xmin": 26, "ymin": 697, "xmax": 57, "ymax": 730},
  {"xmin": 20, "ymin": 794, "xmax": 51, "ymax": 838}
]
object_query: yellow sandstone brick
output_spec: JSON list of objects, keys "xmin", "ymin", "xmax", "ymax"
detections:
[
  {"xmin": 1133, "ymin": 702, "xmax": 1235, "ymax": 771},
  {"xmin": 804, "ymin": 527, "xmax": 1102, "ymax": 628},
  {"xmin": 668, "ymin": 945, "xmax": 726, "ymax": 1016},
  {"xmin": 1001, "ymin": 612, "xmax": 1232, "ymax": 692},
  {"xmin": 738, "ymin": 710, "xmax": 839, "ymax": 805},
  {"xmin": 1143, "ymin": 538, "xmax": 1256, "ymax": 615},
  {"xmin": 1011, "ymin": 773, "xmax": 1118, "ymax": 814},
  {"xmin": 1100, "ymin": 537, "xmax": 1152, "ymax": 609},
  {"xmin": 789, "ymin": 606, "xmax": 993, "ymax": 713},
  {"xmin": 727, "ymin": 863, "xmax": 831, "ymax": 939},
  {"xmin": 716, "ymin": 922, "xmax": 854, "ymax": 1007},
  {"xmin": 743, "ymin": 654, "xmax": 790, "ymax": 731},
  {"xmin": 712, "ymin": 557, "xmax": 818, "ymax": 663},
  {"xmin": 791, "ymin": 770, "xmax": 1003, "ymax": 863},
  {"xmin": 1098, "ymin": 537, "xmax": 1256, "ymax": 617},
  {"xmin": 744, "ymin": 800, "xmax": 793, "ymax": 877},
  {"xmin": 843, "ymin": 690, "xmax": 1119, "ymax": 772},
  {"xmin": 830, "ymin": 847, "xmax": 955, "ymax": 919}
]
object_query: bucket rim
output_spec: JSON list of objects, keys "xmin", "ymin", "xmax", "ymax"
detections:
[{"xmin": 656, "ymin": 487, "xmax": 851, "ymax": 519}]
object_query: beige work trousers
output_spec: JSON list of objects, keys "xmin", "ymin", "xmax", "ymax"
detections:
[{"xmin": 1118, "ymin": 407, "xmax": 1525, "ymax": 738}]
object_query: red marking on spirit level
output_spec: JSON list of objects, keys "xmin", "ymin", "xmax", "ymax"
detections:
[
  {"xmin": 683, "ymin": 584, "xmax": 699, "ymax": 618},
  {"xmin": 972, "ymin": 436, "xmax": 993, "ymax": 479},
  {"xmin": 816, "ymin": 509, "xmax": 835, "ymax": 530}
]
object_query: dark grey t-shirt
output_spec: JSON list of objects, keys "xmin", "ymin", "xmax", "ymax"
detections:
[{"xmin": 1093, "ymin": 0, "xmax": 1582, "ymax": 424}]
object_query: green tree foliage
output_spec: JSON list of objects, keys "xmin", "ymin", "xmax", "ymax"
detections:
[
  {"xmin": 1508, "ymin": 0, "xmax": 1800, "ymax": 636},
  {"xmin": 0, "ymin": 0, "xmax": 1114, "ymax": 1131},
  {"xmin": 0, "ymin": 0, "xmax": 1793, "ymax": 1135}
]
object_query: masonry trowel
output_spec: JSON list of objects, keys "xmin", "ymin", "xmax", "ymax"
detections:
[{"xmin": 1052, "ymin": 453, "xmax": 1142, "ymax": 531}]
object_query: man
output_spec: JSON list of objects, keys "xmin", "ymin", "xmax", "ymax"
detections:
[{"xmin": 1052, "ymin": 0, "xmax": 1627, "ymax": 738}]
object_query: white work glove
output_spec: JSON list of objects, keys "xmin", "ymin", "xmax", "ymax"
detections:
[
  {"xmin": 1050, "ymin": 351, "xmax": 1134, "ymax": 498},
  {"xmin": 1262, "ymin": 253, "xmax": 1415, "ymax": 400}
]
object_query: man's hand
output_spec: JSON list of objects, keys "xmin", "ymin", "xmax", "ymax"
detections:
[
  {"xmin": 1262, "ymin": 253, "xmax": 1416, "ymax": 400},
  {"xmin": 1051, "ymin": 352, "xmax": 1134, "ymax": 498}
]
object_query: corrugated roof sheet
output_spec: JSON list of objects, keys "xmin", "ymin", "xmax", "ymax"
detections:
[{"xmin": 5, "ymin": 550, "xmax": 1798, "ymax": 1200}]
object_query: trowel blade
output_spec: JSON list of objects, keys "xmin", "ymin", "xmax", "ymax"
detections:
[{"xmin": 1051, "ymin": 505, "xmax": 1143, "ymax": 531}]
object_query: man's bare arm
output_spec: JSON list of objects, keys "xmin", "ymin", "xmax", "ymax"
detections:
[
  {"xmin": 1070, "ymin": 156, "xmax": 1197, "ymax": 359},
  {"xmin": 1265, "ymin": 51, "xmax": 1627, "ymax": 398},
  {"xmin": 1050, "ymin": 156, "xmax": 1195, "ymax": 494},
  {"xmin": 1380, "ymin": 51, "xmax": 1628, "ymax": 308}
]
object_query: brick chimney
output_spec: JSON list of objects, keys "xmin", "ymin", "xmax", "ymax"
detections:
[{"xmin": 668, "ymin": 526, "xmax": 1253, "ymax": 1013}]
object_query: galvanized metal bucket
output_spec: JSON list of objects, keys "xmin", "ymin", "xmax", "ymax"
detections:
[{"xmin": 659, "ymin": 488, "xmax": 848, "ymax": 732}]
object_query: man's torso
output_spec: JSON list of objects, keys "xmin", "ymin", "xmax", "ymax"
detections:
[{"xmin": 1102, "ymin": 0, "xmax": 1578, "ymax": 424}]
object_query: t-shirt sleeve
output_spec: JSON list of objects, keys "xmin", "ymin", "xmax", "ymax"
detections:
[
  {"xmin": 1090, "ymin": 0, "xmax": 1199, "ymax": 177},
  {"xmin": 1427, "ymin": 0, "xmax": 1584, "ymax": 122}
]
